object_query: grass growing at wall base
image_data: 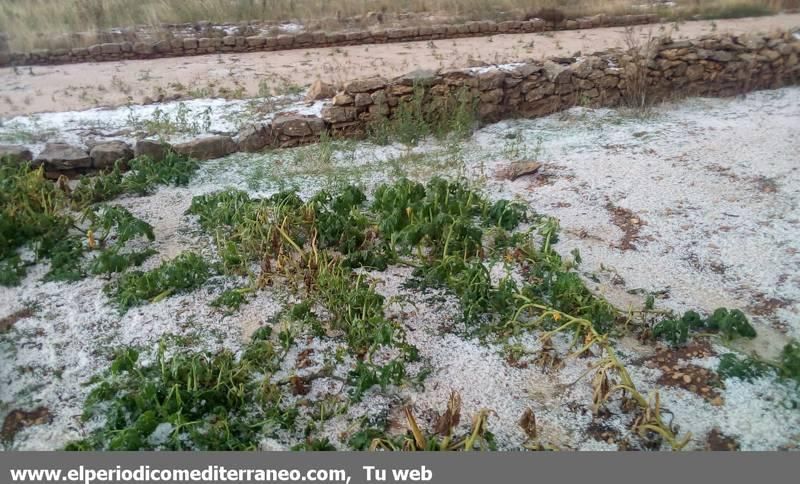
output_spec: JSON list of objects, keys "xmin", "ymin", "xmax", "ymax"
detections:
[{"xmin": 367, "ymin": 85, "xmax": 478, "ymax": 147}]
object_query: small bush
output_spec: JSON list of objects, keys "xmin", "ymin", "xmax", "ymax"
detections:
[
  {"xmin": 653, "ymin": 308, "xmax": 756, "ymax": 346},
  {"xmin": 366, "ymin": 86, "xmax": 477, "ymax": 146},
  {"xmin": 122, "ymin": 152, "xmax": 198, "ymax": 195},
  {"xmin": 71, "ymin": 163, "xmax": 126, "ymax": 209},
  {"xmin": 106, "ymin": 252, "xmax": 213, "ymax": 312},
  {"xmin": 67, "ymin": 339, "xmax": 295, "ymax": 451}
]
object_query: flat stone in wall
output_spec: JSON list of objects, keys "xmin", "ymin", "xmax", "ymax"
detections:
[
  {"xmin": 173, "ymin": 135, "xmax": 237, "ymax": 160},
  {"xmin": 89, "ymin": 140, "xmax": 133, "ymax": 169},
  {"xmin": 0, "ymin": 144, "xmax": 32, "ymax": 162},
  {"xmin": 35, "ymin": 142, "xmax": 91, "ymax": 170},
  {"xmin": 134, "ymin": 139, "xmax": 171, "ymax": 161},
  {"xmin": 237, "ymin": 123, "xmax": 274, "ymax": 152}
]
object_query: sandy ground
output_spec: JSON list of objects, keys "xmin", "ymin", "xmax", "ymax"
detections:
[
  {"xmin": 2, "ymin": 87, "xmax": 799, "ymax": 451},
  {"xmin": 2, "ymin": 14, "xmax": 800, "ymax": 117}
]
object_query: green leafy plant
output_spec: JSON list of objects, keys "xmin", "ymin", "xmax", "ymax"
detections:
[
  {"xmin": 653, "ymin": 308, "xmax": 756, "ymax": 346},
  {"xmin": 210, "ymin": 287, "xmax": 251, "ymax": 312},
  {"xmin": 0, "ymin": 153, "xmax": 200, "ymax": 286},
  {"xmin": 348, "ymin": 360, "xmax": 406, "ymax": 401},
  {"xmin": 85, "ymin": 205, "xmax": 155, "ymax": 247},
  {"xmin": 81, "ymin": 205, "xmax": 157, "ymax": 276},
  {"xmin": 0, "ymin": 256, "xmax": 27, "ymax": 286},
  {"xmin": 71, "ymin": 151, "xmax": 198, "ymax": 206},
  {"xmin": 0, "ymin": 159, "xmax": 83, "ymax": 285},
  {"xmin": 66, "ymin": 338, "xmax": 295, "ymax": 451},
  {"xmin": 706, "ymin": 308, "xmax": 757, "ymax": 341},
  {"xmin": 43, "ymin": 237, "xmax": 86, "ymax": 282},
  {"xmin": 105, "ymin": 252, "xmax": 212, "ymax": 312},
  {"xmin": 718, "ymin": 340, "xmax": 800, "ymax": 387},
  {"xmin": 89, "ymin": 249, "xmax": 157, "ymax": 276},
  {"xmin": 70, "ymin": 162, "xmax": 126, "ymax": 209},
  {"xmin": 652, "ymin": 310, "xmax": 704, "ymax": 346},
  {"xmin": 291, "ymin": 438, "xmax": 336, "ymax": 451},
  {"xmin": 122, "ymin": 152, "xmax": 198, "ymax": 195},
  {"xmin": 718, "ymin": 353, "xmax": 772, "ymax": 382},
  {"xmin": 316, "ymin": 263, "xmax": 411, "ymax": 360},
  {"xmin": 780, "ymin": 341, "xmax": 800, "ymax": 384}
]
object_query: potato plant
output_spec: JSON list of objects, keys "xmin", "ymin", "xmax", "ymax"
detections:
[{"xmin": 25, "ymin": 172, "xmax": 785, "ymax": 451}]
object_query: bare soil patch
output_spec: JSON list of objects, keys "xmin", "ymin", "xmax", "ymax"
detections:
[
  {"xmin": 2, "ymin": 407, "xmax": 52, "ymax": 442},
  {"xmin": 0, "ymin": 308, "xmax": 33, "ymax": 334}
]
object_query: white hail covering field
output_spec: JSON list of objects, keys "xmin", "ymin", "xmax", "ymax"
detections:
[{"xmin": 1, "ymin": 87, "xmax": 799, "ymax": 451}]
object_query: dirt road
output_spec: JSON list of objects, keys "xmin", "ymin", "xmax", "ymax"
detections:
[{"xmin": 1, "ymin": 14, "xmax": 799, "ymax": 117}]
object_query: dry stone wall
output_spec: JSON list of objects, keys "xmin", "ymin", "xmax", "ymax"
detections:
[
  {"xmin": 2, "ymin": 13, "xmax": 660, "ymax": 67},
  {"xmin": 2, "ymin": 31, "xmax": 798, "ymax": 178},
  {"xmin": 322, "ymin": 30, "xmax": 800, "ymax": 137}
]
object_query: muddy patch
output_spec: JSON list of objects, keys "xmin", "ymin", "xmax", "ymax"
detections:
[
  {"xmin": 705, "ymin": 428, "xmax": 740, "ymax": 451},
  {"xmin": 648, "ymin": 342, "xmax": 723, "ymax": 403},
  {"xmin": 748, "ymin": 293, "xmax": 792, "ymax": 318},
  {"xmin": 605, "ymin": 203, "xmax": 646, "ymax": 251},
  {"xmin": 2, "ymin": 408, "xmax": 52, "ymax": 443},
  {"xmin": 0, "ymin": 307, "xmax": 34, "ymax": 334},
  {"xmin": 586, "ymin": 420, "xmax": 622, "ymax": 446},
  {"xmin": 750, "ymin": 176, "xmax": 779, "ymax": 194}
]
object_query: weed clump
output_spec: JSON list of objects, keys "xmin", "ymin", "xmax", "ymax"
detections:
[
  {"xmin": 718, "ymin": 340, "xmax": 800, "ymax": 389},
  {"xmin": 1, "ymin": 151, "xmax": 198, "ymax": 287},
  {"xmin": 106, "ymin": 252, "xmax": 212, "ymax": 312},
  {"xmin": 71, "ymin": 151, "xmax": 198, "ymax": 207},
  {"xmin": 126, "ymin": 103, "xmax": 212, "ymax": 139},
  {"xmin": 367, "ymin": 86, "xmax": 477, "ymax": 146},
  {"xmin": 354, "ymin": 392, "xmax": 496, "ymax": 451},
  {"xmin": 67, "ymin": 339, "xmax": 295, "ymax": 451},
  {"xmin": 653, "ymin": 308, "xmax": 756, "ymax": 346}
]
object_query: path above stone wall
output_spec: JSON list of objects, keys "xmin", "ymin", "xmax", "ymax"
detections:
[
  {"xmin": 3, "ymin": 14, "xmax": 662, "ymax": 67},
  {"xmin": 2, "ymin": 14, "xmax": 799, "ymax": 117}
]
